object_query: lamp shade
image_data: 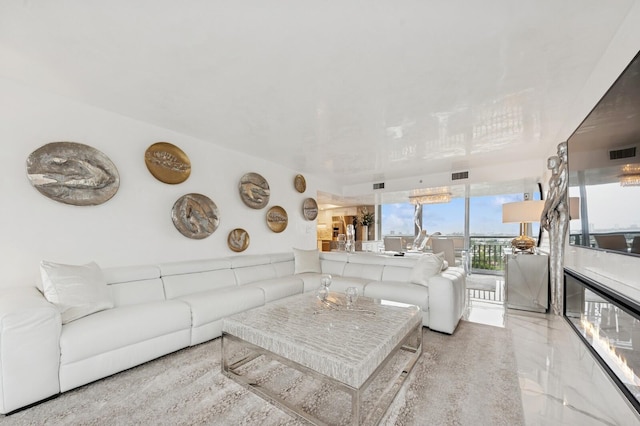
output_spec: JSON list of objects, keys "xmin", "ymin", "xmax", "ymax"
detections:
[{"xmin": 502, "ymin": 200, "xmax": 545, "ymax": 223}]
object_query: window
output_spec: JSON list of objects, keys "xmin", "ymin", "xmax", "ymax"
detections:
[
  {"xmin": 381, "ymin": 203, "xmax": 414, "ymax": 236},
  {"xmin": 421, "ymin": 198, "xmax": 465, "ymax": 236}
]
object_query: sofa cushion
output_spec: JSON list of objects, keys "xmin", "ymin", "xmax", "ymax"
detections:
[
  {"xmin": 40, "ymin": 260, "xmax": 114, "ymax": 324},
  {"xmin": 319, "ymin": 252, "xmax": 348, "ymax": 276},
  {"xmin": 343, "ymin": 262, "xmax": 384, "ymax": 281},
  {"xmin": 327, "ymin": 276, "xmax": 371, "ymax": 293},
  {"xmin": 229, "ymin": 255, "xmax": 271, "ymax": 268},
  {"xmin": 381, "ymin": 265, "xmax": 413, "ymax": 282},
  {"xmin": 103, "ymin": 265, "xmax": 165, "ymax": 307},
  {"xmin": 293, "ymin": 248, "xmax": 321, "ymax": 274},
  {"xmin": 159, "ymin": 258, "xmax": 232, "ymax": 276},
  {"xmin": 245, "ymin": 276, "xmax": 304, "ymax": 302},
  {"xmin": 177, "ymin": 286, "xmax": 265, "ymax": 327},
  {"xmin": 59, "ymin": 299, "xmax": 191, "ymax": 365},
  {"xmin": 162, "ymin": 268, "xmax": 237, "ymax": 299},
  {"xmin": 363, "ymin": 281, "xmax": 429, "ymax": 311},
  {"xmin": 409, "ymin": 253, "xmax": 445, "ymax": 286},
  {"xmin": 234, "ymin": 263, "xmax": 277, "ymax": 285}
]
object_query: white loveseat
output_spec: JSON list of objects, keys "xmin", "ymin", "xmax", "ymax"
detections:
[{"xmin": 0, "ymin": 251, "xmax": 465, "ymax": 415}]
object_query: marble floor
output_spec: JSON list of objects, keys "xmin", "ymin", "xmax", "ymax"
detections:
[{"xmin": 464, "ymin": 274, "xmax": 640, "ymax": 425}]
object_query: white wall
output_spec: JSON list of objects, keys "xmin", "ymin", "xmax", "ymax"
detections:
[{"xmin": 0, "ymin": 79, "xmax": 321, "ymax": 289}]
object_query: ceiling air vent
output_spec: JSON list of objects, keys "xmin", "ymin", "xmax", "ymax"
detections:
[
  {"xmin": 373, "ymin": 182, "xmax": 385, "ymax": 190},
  {"xmin": 609, "ymin": 147, "xmax": 636, "ymax": 160},
  {"xmin": 451, "ymin": 171, "xmax": 469, "ymax": 181}
]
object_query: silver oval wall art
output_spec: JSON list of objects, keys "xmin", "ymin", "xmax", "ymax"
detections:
[
  {"xmin": 26, "ymin": 141, "xmax": 120, "ymax": 206},
  {"xmin": 303, "ymin": 198, "xmax": 318, "ymax": 220},
  {"xmin": 171, "ymin": 193, "xmax": 220, "ymax": 239},
  {"xmin": 228, "ymin": 228, "xmax": 250, "ymax": 252},
  {"xmin": 238, "ymin": 172, "xmax": 270, "ymax": 209}
]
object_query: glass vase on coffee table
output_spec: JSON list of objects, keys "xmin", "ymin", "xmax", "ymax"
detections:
[
  {"xmin": 317, "ymin": 274, "xmax": 332, "ymax": 301},
  {"xmin": 345, "ymin": 287, "xmax": 358, "ymax": 309}
]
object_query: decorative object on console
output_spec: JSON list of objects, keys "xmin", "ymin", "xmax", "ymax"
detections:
[
  {"xmin": 239, "ymin": 172, "xmax": 270, "ymax": 209},
  {"xmin": 541, "ymin": 142, "xmax": 569, "ymax": 315},
  {"xmin": 144, "ymin": 142, "xmax": 191, "ymax": 184},
  {"xmin": 502, "ymin": 200, "xmax": 545, "ymax": 252},
  {"xmin": 294, "ymin": 174, "xmax": 306, "ymax": 193},
  {"xmin": 266, "ymin": 205, "xmax": 288, "ymax": 232},
  {"xmin": 227, "ymin": 228, "xmax": 250, "ymax": 252},
  {"xmin": 337, "ymin": 233, "xmax": 346, "ymax": 251},
  {"xmin": 302, "ymin": 197, "xmax": 318, "ymax": 220},
  {"xmin": 26, "ymin": 141, "xmax": 120, "ymax": 206},
  {"xmin": 359, "ymin": 207, "xmax": 374, "ymax": 227},
  {"xmin": 40, "ymin": 260, "xmax": 114, "ymax": 324},
  {"xmin": 346, "ymin": 224, "xmax": 355, "ymax": 252},
  {"xmin": 293, "ymin": 248, "xmax": 321, "ymax": 273},
  {"xmin": 171, "ymin": 193, "xmax": 220, "ymax": 239}
]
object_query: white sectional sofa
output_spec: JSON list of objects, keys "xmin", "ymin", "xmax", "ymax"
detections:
[{"xmin": 0, "ymin": 250, "xmax": 465, "ymax": 415}]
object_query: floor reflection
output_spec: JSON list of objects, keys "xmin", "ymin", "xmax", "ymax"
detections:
[{"xmin": 463, "ymin": 273, "xmax": 640, "ymax": 424}]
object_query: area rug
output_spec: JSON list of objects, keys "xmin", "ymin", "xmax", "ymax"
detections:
[{"xmin": 2, "ymin": 321, "xmax": 524, "ymax": 425}]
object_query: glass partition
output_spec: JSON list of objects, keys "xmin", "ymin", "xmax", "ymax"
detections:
[{"xmin": 565, "ymin": 269, "xmax": 640, "ymax": 414}]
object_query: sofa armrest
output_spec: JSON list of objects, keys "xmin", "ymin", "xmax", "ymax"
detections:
[
  {"xmin": 0, "ymin": 287, "xmax": 61, "ymax": 414},
  {"xmin": 427, "ymin": 268, "xmax": 466, "ymax": 334}
]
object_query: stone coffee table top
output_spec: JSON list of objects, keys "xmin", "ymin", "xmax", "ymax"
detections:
[{"xmin": 222, "ymin": 292, "xmax": 421, "ymax": 388}]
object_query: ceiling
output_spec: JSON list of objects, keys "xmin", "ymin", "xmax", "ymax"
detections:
[{"xmin": 1, "ymin": 1, "xmax": 639, "ymax": 207}]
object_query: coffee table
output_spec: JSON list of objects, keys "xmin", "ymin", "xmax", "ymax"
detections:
[{"xmin": 221, "ymin": 292, "xmax": 422, "ymax": 425}]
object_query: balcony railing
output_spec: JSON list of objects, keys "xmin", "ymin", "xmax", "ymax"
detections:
[{"xmin": 469, "ymin": 238, "xmax": 510, "ymax": 272}]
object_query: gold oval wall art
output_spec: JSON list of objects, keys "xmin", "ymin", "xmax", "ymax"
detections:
[
  {"xmin": 26, "ymin": 141, "xmax": 120, "ymax": 206},
  {"xmin": 294, "ymin": 174, "xmax": 306, "ymax": 193},
  {"xmin": 239, "ymin": 172, "xmax": 270, "ymax": 209},
  {"xmin": 228, "ymin": 228, "xmax": 250, "ymax": 252},
  {"xmin": 302, "ymin": 198, "xmax": 318, "ymax": 220},
  {"xmin": 171, "ymin": 193, "xmax": 220, "ymax": 239},
  {"xmin": 145, "ymin": 142, "xmax": 191, "ymax": 184},
  {"xmin": 266, "ymin": 206, "xmax": 288, "ymax": 233}
]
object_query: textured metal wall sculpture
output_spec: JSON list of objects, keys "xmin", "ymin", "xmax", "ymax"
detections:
[
  {"xmin": 228, "ymin": 228, "xmax": 250, "ymax": 252},
  {"xmin": 541, "ymin": 141, "xmax": 569, "ymax": 315},
  {"xmin": 266, "ymin": 206, "xmax": 288, "ymax": 233},
  {"xmin": 144, "ymin": 142, "xmax": 191, "ymax": 184},
  {"xmin": 303, "ymin": 198, "xmax": 318, "ymax": 220},
  {"xmin": 239, "ymin": 172, "xmax": 270, "ymax": 209},
  {"xmin": 26, "ymin": 141, "xmax": 120, "ymax": 206},
  {"xmin": 294, "ymin": 174, "xmax": 306, "ymax": 193},
  {"xmin": 171, "ymin": 193, "xmax": 220, "ymax": 239}
]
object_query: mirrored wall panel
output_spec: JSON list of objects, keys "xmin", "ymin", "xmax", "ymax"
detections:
[{"xmin": 567, "ymin": 51, "xmax": 640, "ymax": 256}]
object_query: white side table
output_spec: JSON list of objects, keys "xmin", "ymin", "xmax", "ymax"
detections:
[{"xmin": 505, "ymin": 253, "xmax": 549, "ymax": 313}]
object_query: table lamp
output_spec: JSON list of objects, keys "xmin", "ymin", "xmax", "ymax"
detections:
[{"xmin": 502, "ymin": 200, "xmax": 545, "ymax": 252}]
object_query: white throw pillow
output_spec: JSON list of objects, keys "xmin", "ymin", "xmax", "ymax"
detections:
[
  {"xmin": 409, "ymin": 252, "xmax": 445, "ymax": 286},
  {"xmin": 40, "ymin": 260, "xmax": 114, "ymax": 324},
  {"xmin": 293, "ymin": 248, "xmax": 321, "ymax": 274}
]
